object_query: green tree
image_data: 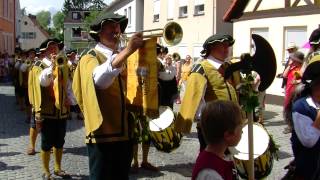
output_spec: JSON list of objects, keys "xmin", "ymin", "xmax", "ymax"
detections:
[
  {"xmin": 62, "ymin": 0, "xmax": 72, "ymax": 15},
  {"xmin": 36, "ymin": 11, "xmax": 51, "ymax": 30},
  {"xmin": 62, "ymin": 0, "xmax": 106, "ymax": 15},
  {"xmin": 83, "ymin": 10, "xmax": 102, "ymax": 30},
  {"xmin": 89, "ymin": 0, "xmax": 106, "ymax": 10},
  {"xmin": 52, "ymin": 11, "xmax": 65, "ymax": 41}
]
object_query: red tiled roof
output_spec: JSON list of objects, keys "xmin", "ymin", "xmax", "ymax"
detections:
[{"xmin": 223, "ymin": 0, "xmax": 250, "ymax": 22}]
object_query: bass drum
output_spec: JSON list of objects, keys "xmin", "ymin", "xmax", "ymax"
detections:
[
  {"xmin": 148, "ymin": 106, "xmax": 183, "ymax": 153},
  {"xmin": 229, "ymin": 123, "xmax": 274, "ymax": 179}
]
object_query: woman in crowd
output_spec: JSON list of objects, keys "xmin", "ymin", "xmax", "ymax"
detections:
[
  {"xmin": 178, "ymin": 55, "xmax": 193, "ymax": 100},
  {"xmin": 290, "ymin": 51, "xmax": 320, "ymax": 179},
  {"xmin": 282, "ymin": 51, "xmax": 304, "ymax": 133}
]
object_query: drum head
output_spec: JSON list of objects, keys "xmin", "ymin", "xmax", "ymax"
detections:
[
  {"xmin": 149, "ymin": 106, "xmax": 174, "ymax": 132},
  {"xmin": 231, "ymin": 123, "xmax": 269, "ymax": 160}
]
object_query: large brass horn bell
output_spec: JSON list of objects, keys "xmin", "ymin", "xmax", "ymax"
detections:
[{"xmin": 163, "ymin": 22, "xmax": 183, "ymax": 46}]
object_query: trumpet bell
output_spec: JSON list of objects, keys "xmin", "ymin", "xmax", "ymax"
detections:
[{"xmin": 163, "ymin": 22, "xmax": 183, "ymax": 46}]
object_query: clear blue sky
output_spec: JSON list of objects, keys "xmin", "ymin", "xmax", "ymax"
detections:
[{"xmin": 20, "ymin": 0, "xmax": 113, "ymax": 15}]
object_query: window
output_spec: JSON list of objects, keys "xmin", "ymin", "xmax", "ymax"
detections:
[
  {"xmin": 283, "ymin": 27, "xmax": 307, "ymax": 64},
  {"xmin": 81, "ymin": 31, "xmax": 89, "ymax": 40},
  {"xmin": 153, "ymin": 0, "xmax": 160, "ymax": 22},
  {"xmin": 178, "ymin": 46, "xmax": 188, "ymax": 59},
  {"xmin": 179, "ymin": 0, "xmax": 188, "ymax": 18},
  {"xmin": 21, "ymin": 32, "xmax": 36, "ymax": 39},
  {"xmin": 72, "ymin": 12, "xmax": 80, "ymax": 20},
  {"xmin": 0, "ymin": 0, "xmax": 3, "ymax": 17},
  {"xmin": 128, "ymin": 6, "xmax": 131, "ymax": 25},
  {"xmin": 28, "ymin": 32, "xmax": 36, "ymax": 39},
  {"xmin": 193, "ymin": 45, "xmax": 202, "ymax": 61},
  {"xmin": 124, "ymin": 8, "xmax": 127, "ymax": 17},
  {"xmin": 4, "ymin": 0, "xmax": 8, "ymax": 18},
  {"xmin": 167, "ymin": 1, "xmax": 174, "ymax": 20},
  {"xmin": 24, "ymin": 21, "xmax": 28, "ymax": 25},
  {"xmin": 72, "ymin": 27, "xmax": 82, "ymax": 38},
  {"xmin": 84, "ymin": 12, "xmax": 90, "ymax": 18},
  {"xmin": 194, "ymin": 0, "xmax": 204, "ymax": 15},
  {"xmin": 8, "ymin": 1, "xmax": 13, "ymax": 21}
]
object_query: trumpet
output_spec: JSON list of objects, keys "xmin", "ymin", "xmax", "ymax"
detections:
[
  {"xmin": 25, "ymin": 60, "xmax": 32, "ymax": 66},
  {"xmin": 55, "ymin": 52, "xmax": 68, "ymax": 66},
  {"xmin": 115, "ymin": 21, "xmax": 183, "ymax": 46}
]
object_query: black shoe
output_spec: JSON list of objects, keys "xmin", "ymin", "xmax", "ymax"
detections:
[{"xmin": 54, "ymin": 170, "xmax": 71, "ymax": 179}]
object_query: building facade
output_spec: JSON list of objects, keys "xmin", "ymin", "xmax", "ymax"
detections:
[
  {"xmin": 19, "ymin": 14, "xmax": 49, "ymax": 50},
  {"xmin": 106, "ymin": 0, "xmax": 144, "ymax": 34},
  {"xmin": 144, "ymin": 0, "xmax": 233, "ymax": 60},
  {"xmin": 64, "ymin": 10, "xmax": 93, "ymax": 53},
  {"xmin": 230, "ymin": 0, "xmax": 320, "ymax": 100},
  {"xmin": 0, "ymin": 0, "xmax": 16, "ymax": 55}
]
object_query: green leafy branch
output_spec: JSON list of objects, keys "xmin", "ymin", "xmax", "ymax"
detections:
[{"xmin": 238, "ymin": 73, "xmax": 259, "ymax": 112}]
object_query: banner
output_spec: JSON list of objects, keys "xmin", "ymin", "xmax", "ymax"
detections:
[{"xmin": 126, "ymin": 37, "xmax": 159, "ymax": 118}]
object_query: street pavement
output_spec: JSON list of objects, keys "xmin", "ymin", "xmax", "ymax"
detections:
[{"xmin": 0, "ymin": 84, "xmax": 292, "ymax": 180}]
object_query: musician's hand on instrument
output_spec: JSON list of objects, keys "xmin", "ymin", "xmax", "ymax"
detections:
[{"xmin": 127, "ymin": 32, "xmax": 143, "ymax": 53}]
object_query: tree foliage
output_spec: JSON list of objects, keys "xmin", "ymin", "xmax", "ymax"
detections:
[
  {"xmin": 52, "ymin": 11, "xmax": 65, "ymax": 41},
  {"xmin": 83, "ymin": 10, "xmax": 103, "ymax": 30},
  {"xmin": 53, "ymin": 11, "xmax": 65, "ymax": 32},
  {"xmin": 36, "ymin": 11, "xmax": 51, "ymax": 30},
  {"xmin": 62, "ymin": 0, "xmax": 106, "ymax": 15}
]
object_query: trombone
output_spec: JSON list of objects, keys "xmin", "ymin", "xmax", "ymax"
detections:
[{"xmin": 116, "ymin": 21, "xmax": 183, "ymax": 46}]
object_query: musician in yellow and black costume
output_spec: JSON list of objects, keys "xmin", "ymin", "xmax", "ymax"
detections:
[
  {"xmin": 72, "ymin": 12, "xmax": 143, "ymax": 180},
  {"xmin": 14, "ymin": 50, "xmax": 27, "ymax": 111},
  {"xmin": 20, "ymin": 48, "xmax": 36, "ymax": 124},
  {"xmin": 66, "ymin": 49, "xmax": 83, "ymax": 120},
  {"xmin": 33, "ymin": 38, "xmax": 71, "ymax": 179},
  {"xmin": 175, "ymin": 34, "xmax": 240, "ymax": 152},
  {"xmin": 23, "ymin": 48, "xmax": 40, "ymax": 156}
]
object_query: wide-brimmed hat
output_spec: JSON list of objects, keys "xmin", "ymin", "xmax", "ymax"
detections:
[
  {"xmin": 309, "ymin": 27, "xmax": 320, "ymax": 45},
  {"xmin": 201, "ymin": 34, "xmax": 235, "ymax": 56},
  {"xmin": 66, "ymin": 49, "xmax": 77, "ymax": 56},
  {"xmin": 286, "ymin": 42, "xmax": 298, "ymax": 50},
  {"xmin": 89, "ymin": 12, "xmax": 128, "ymax": 42},
  {"xmin": 39, "ymin": 38, "xmax": 60, "ymax": 51},
  {"xmin": 289, "ymin": 51, "xmax": 304, "ymax": 63}
]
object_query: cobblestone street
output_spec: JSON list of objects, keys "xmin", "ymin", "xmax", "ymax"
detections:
[{"xmin": 0, "ymin": 84, "xmax": 292, "ymax": 180}]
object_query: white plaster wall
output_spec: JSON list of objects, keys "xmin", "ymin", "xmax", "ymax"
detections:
[{"xmin": 233, "ymin": 14, "xmax": 320, "ymax": 96}]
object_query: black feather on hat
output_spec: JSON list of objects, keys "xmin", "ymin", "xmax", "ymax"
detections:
[
  {"xmin": 89, "ymin": 12, "xmax": 128, "ymax": 42},
  {"xmin": 201, "ymin": 34, "xmax": 235, "ymax": 57}
]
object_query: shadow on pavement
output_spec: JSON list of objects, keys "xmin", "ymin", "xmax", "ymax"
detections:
[
  {"xmin": 158, "ymin": 162, "xmax": 194, "ymax": 177},
  {"xmin": 0, "ymin": 161, "xmax": 24, "ymax": 171},
  {"xmin": 263, "ymin": 120, "xmax": 286, "ymax": 127},
  {"xmin": 0, "ymin": 152, "xmax": 21, "ymax": 157},
  {"xmin": 64, "ymin": 146, "xmax": 87, "ymax": 156},
  {"xmin": 52, "ymin": 174, "xmax": 89, "ymax": 180},
  {"xmin": 129, "ymin": 169, "xmax": 164, "ymax": 179},
  {"xmin": 277, "ymin": 150, "xmax": 293, "ymax": 160},
  {"xmin": 0, "ymin": 85, "xmax": 85, "ymax": 140},
  {"xmin": 185, "ymin": 132, "xmax": 197, "ymax": 139},
  {"xmin": 263, "ymin": 110, "xmax": 280, "ymax": 120}
]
